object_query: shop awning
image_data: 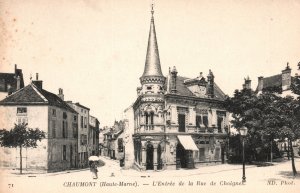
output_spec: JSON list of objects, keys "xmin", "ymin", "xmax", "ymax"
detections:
[{"xmin": 177, "ymin": 135, "xmax": 199, "ymax": 151}]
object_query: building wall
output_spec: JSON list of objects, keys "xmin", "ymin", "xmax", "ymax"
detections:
[
  {"xmin": 123, "ymin": 106, "xmax": 135, "ymax": 169},
  {"xmin": 47, "ymin": 106, "xmax": 78, "ymax": 171},
  {"xmin": 133, "ymin": 96, "xmax": 229, "ymax": 170},
  {"xmin": 69, "ymin": 104, "xmax": 89, "ymax": 168},
  {"xmin": 0, "ymin": 105, "xmax": 48, "ymax": 170}
]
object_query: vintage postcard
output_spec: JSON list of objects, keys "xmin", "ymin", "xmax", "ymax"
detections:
[{"xmin": 0, "ymin": 0, "xmax": 300, "ymax": 193}]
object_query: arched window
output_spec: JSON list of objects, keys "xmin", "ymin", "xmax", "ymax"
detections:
[
  {"xmin": 150, "ymin": 112, "xmax": 154, "ymax": 125},
  {"xmin": 145, "ymin": 113, "xmax": 149, "ymax": 125}
]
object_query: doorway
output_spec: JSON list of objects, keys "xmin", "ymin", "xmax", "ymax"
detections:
[
  {"xmin": 157, "ymin": 144, "xmax": 162, "ymax": 170},
  {"xmin": 176, "ymin": 143, "xmax": 187, "ymax": 168},
  {"xmin": 146, "ymin": 143, "xmax": 154, "ymax": 170}
]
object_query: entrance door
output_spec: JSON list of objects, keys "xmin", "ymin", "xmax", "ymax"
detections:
[
  {"xmin": 176, "ymin": 143, "xmax": 187, "ymax": 168},
  {"xmin": 146, "ymin": 143, "xmax": 154, "ymax": 170},
  {"xmin": 178, "ymin": 114, "xmax": 186, "ymax": 132},
  {"xmin": 157, "ymin": 144, "xmax": 162, "ymax": 170}
]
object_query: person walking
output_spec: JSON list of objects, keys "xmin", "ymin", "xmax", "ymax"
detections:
[{"xmin": 89, "ymin": 161, "xmax": 98, "ymax": 179}]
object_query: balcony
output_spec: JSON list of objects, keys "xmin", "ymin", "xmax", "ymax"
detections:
[
  {"xmin": 194, "ymin": 127, "xmax": 226, "ymax": 134},
  {"xmin": 135, "ymin": 124, "xmax": 165, "ymax": 134}
]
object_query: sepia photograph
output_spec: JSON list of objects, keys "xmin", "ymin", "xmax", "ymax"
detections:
[{"xmin": 0, "ymin": 0, "xmax": 300, "ymax": 193}]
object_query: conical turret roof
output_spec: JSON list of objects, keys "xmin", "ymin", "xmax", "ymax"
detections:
[{"xmin": 142, "ymin": 7, "xmax": 164, "ymax": 78}]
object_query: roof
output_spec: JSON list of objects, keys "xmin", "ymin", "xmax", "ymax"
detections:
[
  {"xmin": 141, "ymin": 10, "xmax": 164, "ymax": 78},
  {"xmin": 166, "ymin": 75, "xmax": 227, "ymax": 100},
  {"xmin": 0, "ymin": 83, "xmax": 77, "ymax": 113},
  {"xmin": 255, "ymin": 74, "xmax": 297, "ymax": 91},
  {"xmin": 74, "ymin": 102, "xmax": 90, "ymax": 110}
]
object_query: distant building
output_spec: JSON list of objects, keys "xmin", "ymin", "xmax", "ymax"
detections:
[
  {"xmin": 127, "ymin": 7, "xmax": 230, "ymax": 171},
  {"xmin": 102, "ymin": 121, "xmax": 125, "ymax": 160},
  {"xmin": 252, "ymin": 63, "xmax": 300, "ymax": 157},
  {"xmin": 255, "ymin": 62, "xmax": 300, "ymax": 97},
  {"xmin": 89, "ymin": 115, "xmax": 100, "ymax": 156},
  {"xmin": 67, "ymin": 101, "xmax": 90, "ymax": 168},
  {"xmin": 0, "ymin": 74, "xmax": 78, "ymax": 172},
  {"xmin": 0, "ymin": 64, "xmax": 24, "ymax": 100}
]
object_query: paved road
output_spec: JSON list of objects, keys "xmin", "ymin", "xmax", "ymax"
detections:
[{"xmin": 1, "ymin": 157, "xmax": 299, "ymax": 193}]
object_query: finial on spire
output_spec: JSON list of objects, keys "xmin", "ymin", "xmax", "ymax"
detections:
[
  {"xmin": 286, "ymin": 62, "xmax": 291, "ymax": 70},
  {"xmin": 151, "ymin": 1, "xmax": 154, "ymax": 16}
]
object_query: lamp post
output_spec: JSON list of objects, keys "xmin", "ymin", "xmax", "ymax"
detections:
[{"xmin": 240, "ymin": 126, "xmax": 248, "ymax": 183}]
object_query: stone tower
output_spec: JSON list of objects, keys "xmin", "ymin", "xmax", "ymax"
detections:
[{"xmin": 138, "ymin": 5, "xmax": 166, "ymax": 98}]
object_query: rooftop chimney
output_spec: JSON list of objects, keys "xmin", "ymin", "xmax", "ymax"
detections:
[
  {"xmin": 58, "ymin": 88, "xmax": 64, "ymax": 100},
  {"xmin": 32, "ymin": 73, "xmax": 43, "ymax": 90},
  {"xmin": 257, "ymin": 76, "xmax": 264, "ymax": 92},
  {"xmin": 206, "ymin": 69, "xmax": 214, "ymax": 98},
  {"xmin": 282, "ymin": 62, "xmax": 291, "ymax": 91},
  {"xmin": 16, "ymin": 76, "xmax": 20, "ymax": 90},
  {"xmin": 242, "ymin": 76, "xmax": 251, "ymax": 90},
  {"xmin": 171, "ymin": 66, "xmax": 178, "ymax": 94}
]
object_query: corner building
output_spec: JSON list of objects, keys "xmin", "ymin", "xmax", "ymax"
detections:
[{"xmin": 132, "ymin": 8, "xmax": 230, "ymax": 170}]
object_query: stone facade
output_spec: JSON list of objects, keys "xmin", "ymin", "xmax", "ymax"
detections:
[
  {"xmin": 129, "ymin": 8, "xmax": 230, "ymax": 171},
  {"xmin": 0, "ymin": 82, "xmax": 78, "ymax": 172},
  {"xmin": 67, "ymin": 102, "xmax": 90, "ymax": 168},
  {"xmin": 89, "ymin": 115, "xmax": 100, "ymax": 156}
]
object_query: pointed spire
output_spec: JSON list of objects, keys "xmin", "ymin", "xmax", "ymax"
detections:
[{"xmin": 141, "ymin": 3, "xmax": 163, "ymax": 78}]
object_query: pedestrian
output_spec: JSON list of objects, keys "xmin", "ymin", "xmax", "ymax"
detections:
[{"xmin": 89, "ymin": 161, "xmax": 98, "ymax": 179}]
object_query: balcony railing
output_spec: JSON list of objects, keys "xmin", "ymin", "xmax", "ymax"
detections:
[
  {"xmin": 135, "ymin": 124, "xmax": 165, "ymax": 133},
  {"xmin": 195, "ymin": 127, "xmax": 225, "ymax": 134}
]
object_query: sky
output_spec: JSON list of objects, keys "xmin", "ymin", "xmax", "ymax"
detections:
[{"xmin": 1, "ymin": 0, "xmax": 300, "ymax": 127}]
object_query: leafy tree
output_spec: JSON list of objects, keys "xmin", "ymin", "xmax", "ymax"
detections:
[
  {"xmin": 291, "ymin": 73, "xmax": 300, "ymax": 96},
  {"xmin": 0, "ymin": 123, "xmax": 46, "ymax": 174},
  {"xmin": 226, "ymin": 85, "xmax": 300, "ymax": 176},
  {"xmin": 271, "ymin": 96, "xmax": 300, "ymax": 176}
]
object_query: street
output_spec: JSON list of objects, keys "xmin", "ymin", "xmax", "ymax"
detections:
[{"xmin": 1, "ymin": 156, "xmax": 299, "ymax": 193}]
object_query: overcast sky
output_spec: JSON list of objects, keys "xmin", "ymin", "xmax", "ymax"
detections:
[{"xmin": 1, "ymin": 0, "xmax": 300, "ymax": 127}]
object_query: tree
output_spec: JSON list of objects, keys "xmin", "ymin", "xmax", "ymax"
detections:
[
  {"xmin": 271, "ymin": 96, "xmax": 300, "ymax": 176},
  {"xmin": 225, "ymin": 88, "xmax": 269, "ymax": 162},
  {"xmin": 0, "ymin": 123, "xmax": 46, "ymax": 174},
  {"xmin": 291, "ymin": 73, "xmax": 300, "ymax": 96},
  {"xmin": 226, "ymin": 86, "xmax": 300, "ymax": 176}
]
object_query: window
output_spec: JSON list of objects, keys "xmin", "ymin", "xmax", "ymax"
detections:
[
  {"xmin": 63, "ymin": 112, "xmax": 67, "ymax": 119},
  {"xmin": 74, "ymin": 115, "xmax": 77, "ymax": 122},
  {"xmin": 62, "ymin": 145, "xmax": 66, "ymax": 160},
  {"xmin": 17, "ymin": 107, "xmax": 27, "ymax": 114},
  {"xmin": 150, "ymin": 112, "xmax": 154, "ymax": 125},
  {"xmin": 217, "ymin": 117, "xmax": 223, "ymax": 133},
  {"xmin": 17, "ymin": 117, "xmax": 28, "ymax": 125},
  {"xmin": 118, "ymin": 138, "xmax": 123, "ymax": 152},
  {"xmin": 52, "ymin": 109, "xmax": 56, "ymax": 117},
  {"xmin": 73, "ymin": 123, "xmax": 78, "ymax": 138},
  {"xmin": 178, "ymin": 114, "xmax": 185, "ymax": 132},
  {"xmin": 52, "ymin": 120, "xmax": 56, "ymax": 138},
  {"xmin": 196, "ymin": 115, "xmax": 202, "ymax": 127},
  {"xmin": 145, "ymin": 113, "xmax": 149, "ymax": 125},
  {"xmin": 81, "ymin": 134, "xmax": 87, "ymax": 145},
  {"xmin": 203, "ymin": 116, "xmax": 208, "ymax": 127},
  {"xmin": 81, "ymin": 116, "xmax": 83, "ymax": 128},
  {"xmin": 147, "ymin": 86, "xmax": 152, "ymax": 90},
  {"xmin": 62, "ymin": 120, "xmax": 68, "ymax": 138},
  {"xmin": 84, "ymin": 117, "xmax": 87, "ymax": 128}
]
